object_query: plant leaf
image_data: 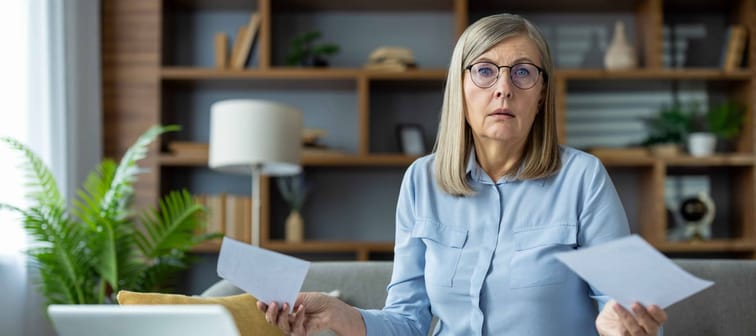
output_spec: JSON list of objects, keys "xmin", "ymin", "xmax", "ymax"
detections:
[
  {"xmin": 135, "ymin": 190, "xmax": 207, "ymax": 259},
  {"xmin": 0, "ymin": 137, "xmax": 63, "ymax": 209},
  {"xmin": 95, "ymin": 125, "xmax": 179, "ymax": 294}
]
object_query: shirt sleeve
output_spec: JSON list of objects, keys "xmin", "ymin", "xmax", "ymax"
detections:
[
  {"xmin": 578, "ymin": 157, "xmax": 663, "ymax": 335},
  {"xmin": 357, "ymin": 160, "xmax": 432, "ymax": 336}
]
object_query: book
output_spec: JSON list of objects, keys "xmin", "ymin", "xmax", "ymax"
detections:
[
  {"xmin": 207, "ymin": 194, "xmax": 226, "ymax": 235},
  {"xmin": 214, "ymin": 32, "xmax": 229, "ymax": 69},
  {"xmin": 225, "ymin": 194, "xmax": 252, "ymax": 243},
  {"xmin": 721, "ymin": 24, "xmax": 747, "ymax": 71},
  {"xmin": 230, "ymin": 12, "xmax": 262, "ymax": 70}
]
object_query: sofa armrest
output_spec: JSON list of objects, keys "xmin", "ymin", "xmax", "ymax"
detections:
[
  {"xmin": 201, "ymin": 261, "xmax": 393, "ymax": 310},
  {"xmin": 666, "ymin": 259, "xmax": 756, "ymax": 335}
]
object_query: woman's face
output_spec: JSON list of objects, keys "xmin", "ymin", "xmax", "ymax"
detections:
[{"xmin": 463, "ymin": 35, "xmax": 545, "ymax": 148}]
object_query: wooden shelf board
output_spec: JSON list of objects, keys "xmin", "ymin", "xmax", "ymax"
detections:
[
  {"xmin": 161, "ymin": 67, "xmax": 448, "ymax": 81},
  {"xmin": 160, "ymin": 154, "xmax": 207, "ymax": 166},
  {"xmin": 557, "ymin": 68, "xmax": 753, "ymax": 80},
  {"xmin": 597, "ymin": 156, "xmax": 656, "ymax": 167},
  {"xmin": 263, "ymin": 240, "xmax": 394, "ymax": 253},
  {"xmin": 304, "ymin": 153, "xmax": 418, "ymax": 166},
  {"xmin": 192, "ymin": 240, "xmax": 395, "ymax": 254},
  {"xmin": 470, "ymin": 0, "xmax": 641, "ymax": 12},
  {"xmin": 192, "ymin": 240, "xmax": 223, "ymax": 253},
  {"xmin": 161, "ymin": 67, "xmax": 361, "ymax": 80},
  {"xmin": 662, "ymin": 154, "xmax": 755, "ymax": 167},
  {"xmin": 167, "ymin": 0, "xmax": 256, "ymax": 11},
  {"xmin": 366, "ymin": 69, "xmax": 447, "ymax": 80},
  {"xmin": 272, "ymin": 0, "xmax": 453, "ymax": 11},
  {"xmin": 655, "ymin": 239, "xmax": 756, "ymax": 253},
  {"xmin": 160, "ymin": 152, "xmax": 418, "ymax": 167}
]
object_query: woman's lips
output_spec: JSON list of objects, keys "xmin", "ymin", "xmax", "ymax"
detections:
[{"xmin": 489, "ymin": 108, "xmax": 515, "ymax": 118}]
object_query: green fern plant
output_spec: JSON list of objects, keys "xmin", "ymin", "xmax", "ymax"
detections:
[
  {"xmin": 0, "ymin": 125, "xmax": 217, "ymax": 305},
  {"xmin": 286, "ymin": 31, "xmax": 340, "ymax": 67},
  {"xmin": 707, "ymin": 101, "xmax": 745, "ymax": 141}
]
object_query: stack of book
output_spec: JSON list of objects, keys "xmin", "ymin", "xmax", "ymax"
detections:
[{"xmin": 215, "ymin": 12, "xmax": 262, "ymax": 70}]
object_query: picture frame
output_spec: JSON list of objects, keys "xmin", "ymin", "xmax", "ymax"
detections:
[{"xmin": 396, "ymin": 124, "xmax": 426, "ymax": 155}]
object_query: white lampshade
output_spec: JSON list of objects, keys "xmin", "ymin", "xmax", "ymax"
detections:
[{"xmin": 209, "ymin": 99, "xmax": 303, "ymax": 176}]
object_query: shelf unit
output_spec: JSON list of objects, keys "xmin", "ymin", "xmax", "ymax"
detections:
[{"xmin": 102, "ymin": 0, "xmax": 756, "ymax": 260}]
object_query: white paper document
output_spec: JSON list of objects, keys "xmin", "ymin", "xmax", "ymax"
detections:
[
  {"xmin": 217, "ymin": 237, "xmax": 310, "ymax": 313},
  {"xmin": 555, "ymin": 234, "xmax": 714, "ymax": 309}
]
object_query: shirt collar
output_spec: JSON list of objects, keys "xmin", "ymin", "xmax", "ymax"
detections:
[
  {"xmin": 466, "ymin": 147, "xmax": 504, "ymax": 185},
  {"xmin": 465, "ymin": 146, "xmax": 540, "ymax": 185}
]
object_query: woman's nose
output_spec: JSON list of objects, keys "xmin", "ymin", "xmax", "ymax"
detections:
[{"xmin": 494, "ymin": 71, "xmax": 513, "ymax": 99}]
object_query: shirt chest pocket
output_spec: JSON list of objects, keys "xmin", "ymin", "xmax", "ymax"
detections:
[
  {"xmin": 509, "ymin": 225, "xmax": 578, "ymax": 289},
  {"xmin": 411, "ymin": 219, "xmax": 468, "ymax": 287}
]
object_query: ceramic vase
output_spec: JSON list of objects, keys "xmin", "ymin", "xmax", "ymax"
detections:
[
  {"xmin": 285, "ymin": 210, "xmax": 304, "ymax": 243},
  {"xmin": 604, "ymin": 21, "xmax": 637, "ymax": 70}
]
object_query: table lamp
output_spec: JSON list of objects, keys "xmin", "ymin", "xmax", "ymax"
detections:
[{"xmin": 209, "ymin": 99, "xmax": 303, "ymax": 246}]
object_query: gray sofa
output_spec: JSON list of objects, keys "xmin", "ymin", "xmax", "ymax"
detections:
[{"xmin": 202, "ymin": 259, "xmax": 756, "ymax": 335}]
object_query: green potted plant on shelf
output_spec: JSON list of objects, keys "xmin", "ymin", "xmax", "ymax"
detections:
[
  {"xmin": 0, "ymin": 125, "xmax": 218, "ymax": 306},
  {"xmin": 683, "ymin": 102, "xmax": 717, "ymax": 157},
  {"xmin": 641, "ymin": 103, "xmax": 693, "ymax": 156},
  {"xmin": 706, "ymin": 100, "xmax": 745, "ymax": 152},
  {"xmin": 286, "ymin": 31, "xmax": 340, "ymax": 67}
]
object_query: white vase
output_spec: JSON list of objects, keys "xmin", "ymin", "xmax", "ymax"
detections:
[
  {"xmin": 604, "ymin": 21, "xmax": 637, "ymax": 70},
  {"xmin": 687, "ymin": 132, "xmax": 717, "ymax": 157}
]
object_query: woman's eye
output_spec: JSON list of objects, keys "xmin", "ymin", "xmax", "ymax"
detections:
[
  {"xmin": 477, "ymin": 66, "xmax": 495, "ymax": 77},
  {"xmin": 514, "ymin": 67, "xmax": 530, "ymax": 77}
]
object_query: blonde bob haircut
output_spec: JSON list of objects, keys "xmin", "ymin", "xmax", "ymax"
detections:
[{"xmin": 433, "ymin": 13, "xmax": 560, "ymax": 196}]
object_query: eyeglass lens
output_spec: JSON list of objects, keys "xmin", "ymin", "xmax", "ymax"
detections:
[{"xmin": 469, "ymin": 62, "xmax": 540, "ymax": 89}]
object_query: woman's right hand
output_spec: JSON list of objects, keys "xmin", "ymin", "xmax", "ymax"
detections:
[{"xmin": 256, "ymin": 292, "xmax": 366, "ymax": 336}]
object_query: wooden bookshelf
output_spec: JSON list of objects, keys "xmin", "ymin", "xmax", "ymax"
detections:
[
  {"xmin": 160, "ymin": 151, "xmax": 418, "ymax": 167},
  {"xmin": 103, "ymin": 0, "xmax": 756, "ymax": 258}
]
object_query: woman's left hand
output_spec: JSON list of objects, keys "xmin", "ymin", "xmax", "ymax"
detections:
[{"xmin": 596, "ymin": 300, "xmax": 668, "ymax": 336}]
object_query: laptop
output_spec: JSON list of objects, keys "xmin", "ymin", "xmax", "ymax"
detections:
[{"xmin": 48, "ymin": 304, "xmax": 240, "ymax": 336}]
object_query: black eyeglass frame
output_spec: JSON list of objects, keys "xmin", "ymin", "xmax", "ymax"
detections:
[{"xmin": 464, "ymin": 62, "xmax": 547, "ymax": 90}]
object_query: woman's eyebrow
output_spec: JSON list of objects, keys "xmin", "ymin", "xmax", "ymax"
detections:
[
  {"xmin": 511, "ymin": 57, "xmax": 536, "ymax": 64},
  {"xmin": 471, "ymin": 56, "xmax": 537, "ymax": 65}
]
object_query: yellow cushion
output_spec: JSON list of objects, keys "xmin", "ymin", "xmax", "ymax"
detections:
[{"xmin": 117, "ymin": 290, "xmax": 282, "ymax": 336}]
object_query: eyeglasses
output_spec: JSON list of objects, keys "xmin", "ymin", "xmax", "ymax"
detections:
[{"xmin": 464, "ymin": 62, "xmax": 546, "ymax": 90}]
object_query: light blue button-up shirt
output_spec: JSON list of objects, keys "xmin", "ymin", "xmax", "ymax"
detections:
[{"xmin": 359, "ymin": 146, "xmax": 631, "ymax": 335}]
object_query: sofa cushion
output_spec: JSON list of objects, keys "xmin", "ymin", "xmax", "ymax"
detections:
[
  {"xmin": 117, "ymin": 290, "xmax": 282, "ymax": 336},
  {"xmin": 667, "ymin": 259, "xmax": 756, "ymax": 335}
]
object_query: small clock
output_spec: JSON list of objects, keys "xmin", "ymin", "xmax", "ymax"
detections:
[{"xmin": 667, "ymin": 192, "xmax": 715, "ymax": 241}]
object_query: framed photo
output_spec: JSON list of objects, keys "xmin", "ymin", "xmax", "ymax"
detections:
[{"xmin": 396, "ymin": 124, "xmax": 426, "ymax": 155}]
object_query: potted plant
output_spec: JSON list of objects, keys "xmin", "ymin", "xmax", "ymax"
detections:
[
  {"xmin": 0, "ymin": 125, "xmax": 218, "ymax": 305},
  {"xmin": 641, "ymin": 104, "xmax": 691, "ymax": 156},
  {"xmin": 706, "ymin": 100, "xmax": 745, "ymax": 152},
  {"xmin": 684, "ymin": 102, "xmax": 717, "ymax": 157},
  {"xmin": 276, "ymin": 173, "xmax": 309, "ymax": 242},
  {"xmin": 286, "ymin": 31, "xmax": 340, "ymax": 67}
]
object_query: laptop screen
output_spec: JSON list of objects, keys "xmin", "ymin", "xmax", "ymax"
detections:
[{"xmin": 48, "ymin": 304, "xmax": 240, "ymax": 336}]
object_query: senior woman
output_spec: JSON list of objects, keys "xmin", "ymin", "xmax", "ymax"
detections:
[{"xmin": 259, "ymin": 13, "xmax": 667, "ymax": 336}]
